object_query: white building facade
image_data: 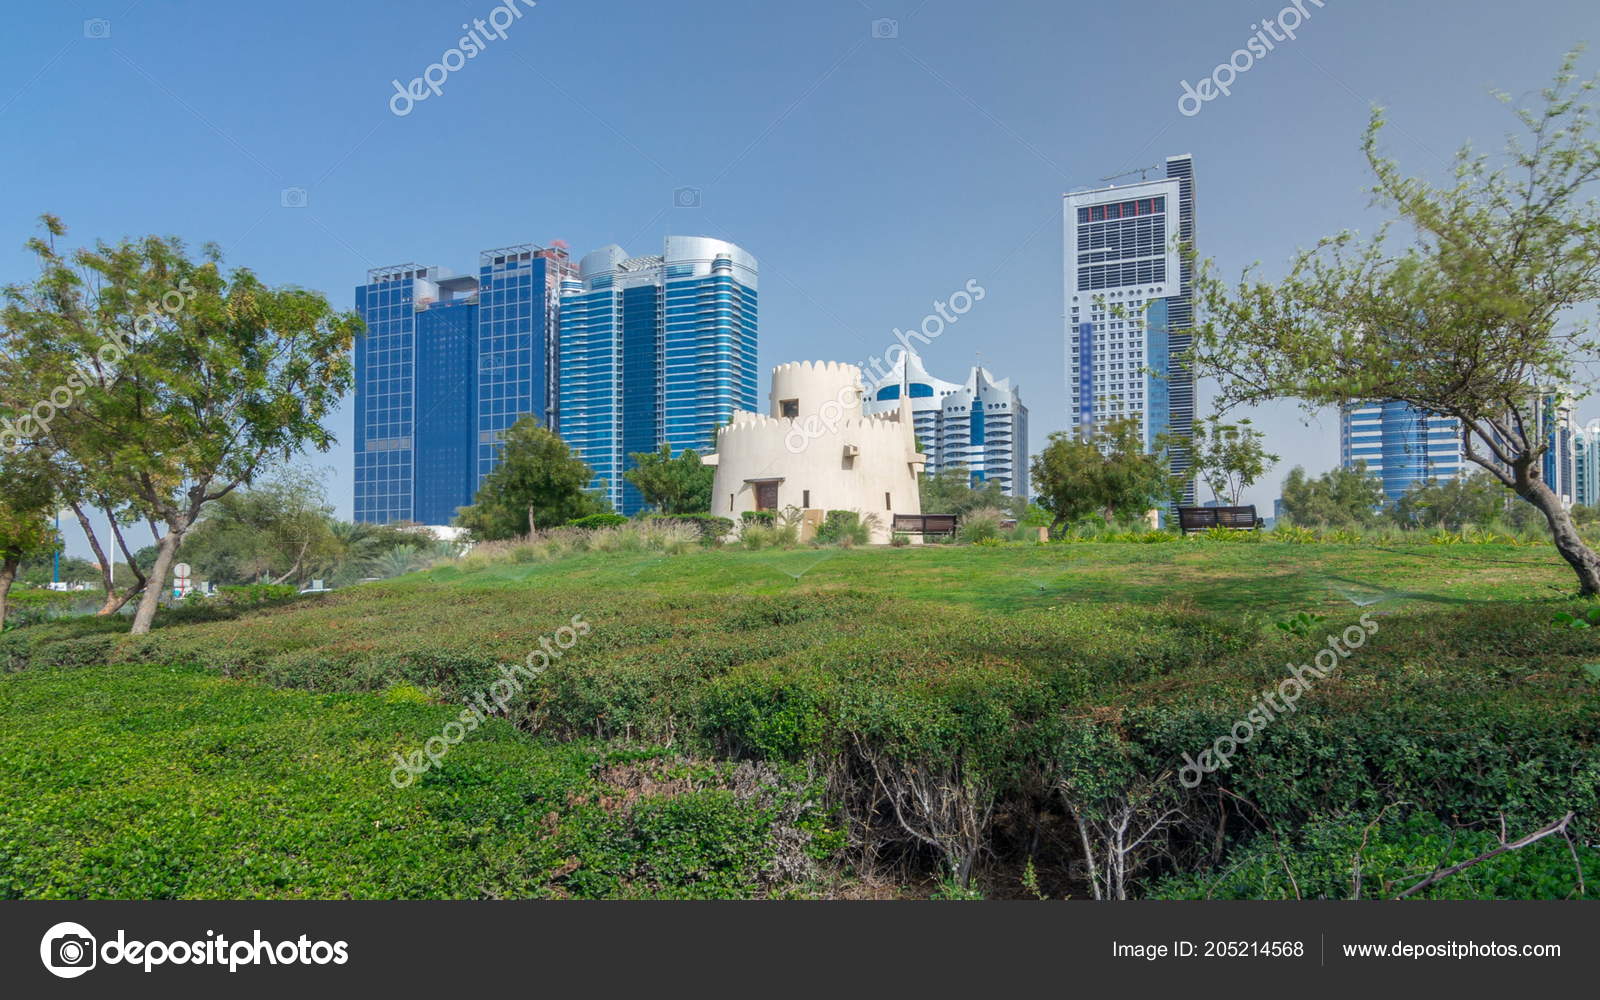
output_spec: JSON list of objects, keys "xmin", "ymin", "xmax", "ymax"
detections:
[
  {"xmin": 705, "ymin": 361, "xmax": 924, "ymax": 543},
  {"xmin": 1576, "ymin": 425, "xmax": 1599, "ymax": 508},
  {"xmin": 1064, "ymin": 154, "xmax": 1198, "ymax": 499},
  {"xmin": 863, "ymin": 353, "xmax": 1029, "ymax": 500}
]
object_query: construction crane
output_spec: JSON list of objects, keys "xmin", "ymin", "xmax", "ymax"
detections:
[{"xmin": 1098, "ymin": 165, "xmax": 1159, "ymax": 184}]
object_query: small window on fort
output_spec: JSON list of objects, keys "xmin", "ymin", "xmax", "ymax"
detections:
[{"xmin": 780, "ymin": 399, "xmax": 799, "ymax": 418}]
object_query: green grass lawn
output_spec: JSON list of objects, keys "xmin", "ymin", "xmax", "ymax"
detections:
[
  {"xmin": 3, "ymin": 540, "xmax": 1597, "ymax": 899},
  {"xmin": 429, "ymin": 539, "xmax": 1575, "ymax": 614}
]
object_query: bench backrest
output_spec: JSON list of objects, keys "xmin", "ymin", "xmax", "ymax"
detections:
[
  {"xmin": 893, "ymin": 514, "xmax": 959, "ymax": 534},
  {"xmin": 1176, "ymin": 506, "xmax": 1259, "ymax": 532}
]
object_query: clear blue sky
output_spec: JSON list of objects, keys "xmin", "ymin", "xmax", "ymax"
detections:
[{"xmin": 4, "ymin": 0, "xmax": 1598, "ymax": 553}]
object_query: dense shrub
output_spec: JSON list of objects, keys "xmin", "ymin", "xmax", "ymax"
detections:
[
  {"xmin": 1150, "ymin": 811, "xmax": 1597, "ymax": 899},
  {"xmin": 814, "ymin": 510, "xmax": 869, "ymax": 547},
  {"xmin": 2, "ymin": 589, "xmax": 91, "ymax": 629},
  {"xmin": 739, "ymin": 520, "xmax": 798, "ymax": 549},
  {"xmin": 957, "ymin": 507, "xmax": 1006, "ymax": 544},
  {"xmin": 213, "ymin": 583, "xmax": 302, "ymax": 605},
  {"xmin": 568, "ymin": 513, "xmax": 629, "ymax": 530},
  {"xmin": 740, "ymin": 510, "xmax": 776, "ymax": 526},
  {"xmin": 0, "ymin": 664, "xmax": 830, "ymax": 899}
]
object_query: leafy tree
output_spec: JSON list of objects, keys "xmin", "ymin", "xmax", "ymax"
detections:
[
  {"xmin": 1186, "ymin": 54, "xmax": 1600, "ymax": 592},
  {"xmin": 456, "ymin": 416, "xmax": 605, "ymax": 540},
  {"xmin": 1031, "ymin": 418, "xmax": 1171, "ymax": 536},
  {"xmin": 1, "ymin": 216, "xmax": 359, "ymax": 631},
  {"xmin": 1187, "ymin": 416, "xmax": 1278, "ymax": 506},
  {"xmin": 1096, "ymin": 418, "xmax": 1176, "ymax": 523},
  {"xmin": 1019, "ymin": 502, "xmax": 1054, "ymax": 528},
  {"xmin": 178, "ymin": 467, "xmax": 339, "ymax": 586},
  {"xmin": 1279, "ymin": 463, "xmax": 1386, "ymax": 528},
  {"xmin": 625, "ymin": 443, "xmax": 713, "ymax": 514},
  {"xmin": 1032, "ymin": 434, "xmax": 1107, "ymax": 535},
  {"xmin": 0, "ymin": 453, "xmax": 56, "ymax": 628},
  {"xmin": 1388, "ymin": 470, "xmax": 1525, "ymax": 530},
  {"xmin": 919, "ymin": 465, "xmax": 1021, "ymax": 517},
  {"xmin": 17, "ymin": 554, "xmax": 96, "ymax": 588}
]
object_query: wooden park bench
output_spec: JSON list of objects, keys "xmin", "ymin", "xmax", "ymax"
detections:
[
  {"xmin": 1176, "ymin": 505, "xmax": 1263, "ymax": 535},
  {"xmin": 893, "ymin": 513, "xmax": 959, "ymax": 538}
]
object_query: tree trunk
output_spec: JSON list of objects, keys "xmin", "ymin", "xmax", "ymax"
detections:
[
  {"xmin": 69, "ymin": 502, "xmax": 139, "ymax": 616},
  {"xmin": 270, "ymin": 539, "xmax": 310, "ymax": 586},
  {"xmin": 1520, "ymin": 478, "xmax": 1600, "ymax": 596},
  {"xmin": 0, "ymin": 555, "xmax": 18, "ymax": 631},
  {"xmin": 129, "ymin": 529, "xmax": 183, "ymax": 635}
]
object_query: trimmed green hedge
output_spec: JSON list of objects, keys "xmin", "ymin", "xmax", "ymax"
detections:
[
  {"xmin": 1151, "ymin": 812, "xmax": 1597, "ymax": 899},
  {"xmin": 568, "ymin": 513, "xmax": 629, "ymax": 530},
  {"xmin": 0, "ymin": 663, "xmax": 832, "ymax": 899}
]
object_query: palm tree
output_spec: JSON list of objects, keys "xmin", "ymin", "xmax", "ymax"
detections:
[{"xmin": 365, "ymin": 544, "xmax": 433, "ymax": 580}]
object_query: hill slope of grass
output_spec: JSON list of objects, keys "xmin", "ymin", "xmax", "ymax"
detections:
[{"xmin": 3, "ymin": 541, "xmax": 1598, "ymax": 898}]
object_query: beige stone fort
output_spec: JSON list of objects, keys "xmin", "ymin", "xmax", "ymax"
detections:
[{"xmin": 704, "ymin": 361, "xmax": 925, "ymax": 543}]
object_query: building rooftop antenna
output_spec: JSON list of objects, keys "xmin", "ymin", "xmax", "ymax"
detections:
[{"xmin": 1098, "ymin": 164, "xmax": 1160, "ymax": 184}]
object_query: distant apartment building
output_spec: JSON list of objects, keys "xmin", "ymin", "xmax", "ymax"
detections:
[
  {"xmin": 1340, "ymin": 389, "xmax": 1586, "ymax": 509},
  {"xmin": 353, "ymin": 245, "xmax": 573, "ymax": 525},
  {"xmin": 1064, "ymin": 154, "xmax": 1197, "ymax": 500},
  {"xmin": 1576, "ymin": 425, "xmax": 1599, "ymax": 508},
  {"xmin": 1340, "ymin": 401, "xmax": 1465, "ymax": 504},
  {"xmin": 863, "ymin": 352, "xmax": 1029, "ymax": 500},
  {"xmin": 1535, "ymin": 393, "xmax": 1579, "ymax": 506},
  {"xmin": 558, "ymin": 237, "xmax": 759, "ymax": 514}
]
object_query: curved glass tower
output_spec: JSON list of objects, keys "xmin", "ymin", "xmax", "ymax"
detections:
[
  {"xmin": 558, "ymin": 237, "xmax": 759, "ymax": 514},
  {"xmin": 1340, "ymin": 401, "xmax": 1464, "ymax": 503}
]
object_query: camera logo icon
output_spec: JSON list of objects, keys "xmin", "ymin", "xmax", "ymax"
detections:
[
  {"xmin": 870, "ymin": 18, "xmax": 898, "ymax": 39},
  {"xmin": 673, "ymin": 186, "xmax": 701, "ymax": 208},
  {"xmin": 84, "ymin": 18, "xmax": 112, "ymax": 39},
  {"xmin": 40, "ymin": 922, "xmax": 97, "ymax": 978},
  {"xmin": 281, "ymin": 187, "xmax": 309, "ymax": 209}
]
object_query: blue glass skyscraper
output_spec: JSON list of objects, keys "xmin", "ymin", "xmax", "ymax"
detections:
[
  {"xmin": 559, "ymin": 237, "xmax": 758, "ymax": 514},
  {"xmin": 1340, "ymin": 401, "xmax": 1464, "ymax": 503},
  {"xmin": 475, "ymin": 245, "xmax": 571, "ymax": 484},
  {"xmin": 354, "ymin": 244, "xmax": 572, "ymax": 525},
  {"xmin": 354, "ymin": 264, "xmax": 425, "ymax": 525},
  {"xmin": 413, "ymin": 284, "xmax": 479, "ymax": 526}
]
